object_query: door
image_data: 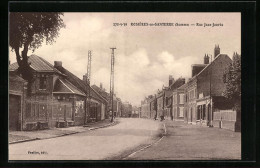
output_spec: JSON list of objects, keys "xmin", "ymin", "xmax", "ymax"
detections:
[
  {"xmin": 207, "ymin": 104, "xmax": 211, "ymax": 126},
  {"xmin": 190, "ymin": 107, "xmax": 193, "ymax": 122},
  {"xmin": 9, "ymin": 94, "xmax": 21, "ymax": 131}
]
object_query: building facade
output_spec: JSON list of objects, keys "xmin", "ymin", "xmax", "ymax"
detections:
[
  {"xmin": 9, "ymin": 55, "xmax": 107, "ymax": 130},
  {"xmin": 183, "ymin": 51, "xmax": 232, "ymax": 126},
  {"xmin": 121, "ymin": 102, "xmax": 132, "ymax": 117}
]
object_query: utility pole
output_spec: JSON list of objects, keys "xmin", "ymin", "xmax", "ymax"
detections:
[
  {"xmin": 87, "ymin": 50, "xmax": 92, "ymax": 84},
  {"xmin": 110, "ymin": 47, "xmax": 116, "ymax": 122},
  {"xmin": 209, "ymin": 54, "xmax": 213, "ymax": 127},
  {"xmin": 86, "ymin": 50, "xmax": 92, "ymax": 125}
]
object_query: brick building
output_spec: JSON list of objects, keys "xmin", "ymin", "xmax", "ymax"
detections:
[
  {"xmin": 183, "ymin": 46, "xmax": 232, "ymax": 126},
  {"xmin": 92, "ymin": 83, "xmax": 110, "ymax": 119},
  {"xmin": 9, "ymin": 55, "xmax": 85, "ymax": 130},
  {"xmin": 140, "ymin": 98, "xmax": 150, "ymax": 118},
  {"xmin": 140, "ymin": 95, "xmax": 154, "ymax": 118},
  {"xmin": 9, "ymin": 73, "xmax": 28, "ymax": 131},
  {"xmin": 150, "ymin": 96, "xmax": 157, "ymax": 119},
  {"xmin": 156, "ymin": 91, "xmax": 165, "ymax": 119},
  {"xmin": 54, "ymin": 61, "xmax": 108, "ymax": 123},
  {"xmin": 9, "ymin": 55, "xmax": 107, "ymax": 130},
  {"xmin": 171, "ymin": 78, "xmax": 186, "ymax": 121}
]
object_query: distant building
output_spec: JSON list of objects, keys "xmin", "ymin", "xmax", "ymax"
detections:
[
  {"xmin": 121, "ymin": 102, "xmax": 132, "ymax": 117},
  {"xmin": 171, "ymin": 78, "xmax": 186, "ymax": 121},
  {"xmin": 54, "ymin": 61, "xmax": 108, "ymax": 123},
  {"xmin": 140, "ymin": 95, "xmax": 154, "ymax": 118},
  {"xmin": 156, "ymin": 91, "xmax": 164, "ymax": 119}
]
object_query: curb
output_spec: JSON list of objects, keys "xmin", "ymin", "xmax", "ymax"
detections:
[
  {"xmin": 9, "ymin": 121, "xmax": 118, "ymax": 144},
  {"xmin": 9, "ymin": 131, "xmax": 79, "ymax": 144},
  {"xmin": 9, "ymin": 138, "xmax": 39, "ymax": 144},
  {"xmin": 88, "ymin": 121, "xmax": 117, "ymax": 130}
]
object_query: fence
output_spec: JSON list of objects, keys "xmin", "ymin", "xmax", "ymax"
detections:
[
  {"xmin": 25, "ymin": 100, "xmax": 73, "ymax": 124},
  {"xmin": 213, "ymin": 110, "xmax": 236, "ymax": 121}
]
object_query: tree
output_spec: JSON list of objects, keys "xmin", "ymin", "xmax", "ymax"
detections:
[
  {"xmin": 223, "ymin": 53, "xmax": 241, "ymax": 110},
  {"xmin": 223, "ymin": 52, "xmax": 241, "ymax": 131},
  {"xmin": 9, "ymin": 12, "xmax": 65, "ymax": 81}
]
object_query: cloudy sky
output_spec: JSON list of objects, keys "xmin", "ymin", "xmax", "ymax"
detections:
[{"xmin": 9, "ymin": 12, "xmax": 241, "ymax": 106}]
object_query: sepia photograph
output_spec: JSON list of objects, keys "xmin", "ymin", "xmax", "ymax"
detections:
[{"xmin": 8, "ymin": 12, "xmax": 242, "ymax": 160}]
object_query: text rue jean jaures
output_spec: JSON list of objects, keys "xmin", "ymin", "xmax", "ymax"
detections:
[{"xmin": 113, "ymin": 22, "xmax": 224, "ymax": 27}]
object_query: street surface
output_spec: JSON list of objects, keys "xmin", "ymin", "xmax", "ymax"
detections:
[
  {"xmin": 125, "ymin": 120, "xmax": 241, "ymax": 160},
  {"xmin": 9, "ymin": 118, "xmax": 162, "ymax": 160},
  {"xmin": 9, "ymin": 118, "xmax": 241, "ymax": 160}
]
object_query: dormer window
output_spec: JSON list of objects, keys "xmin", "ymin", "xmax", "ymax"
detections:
[{"xmin": 39, "ymin": 74, "xmax": 47, "ymax": 90}]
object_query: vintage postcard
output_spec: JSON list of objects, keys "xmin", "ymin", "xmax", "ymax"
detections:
[{"xmin": 8, "ymin": 12, "xmax": 241, "ymax": 160}]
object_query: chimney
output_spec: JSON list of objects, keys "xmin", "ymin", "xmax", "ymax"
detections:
[
  {"xmin": 100, "ymin": 83, "xmax": 103, "ymax": 89},
  {"xmin": 169, "ymin": 75, "xmax": 174, "ymax": 86},
  {"xmin": 214, "ymin": 44, "xmax": 220, "ymax": 58},
  {"xmin": 54, "ymin": 61, "xmax": 62, "ymax": 67},
  {"xmin": 204, "ymin": 54, "xmax": 209, "ymax": 64},
  {"xmin": 83, "ymin": 74, "xmax": 88, "ymax": 84}
]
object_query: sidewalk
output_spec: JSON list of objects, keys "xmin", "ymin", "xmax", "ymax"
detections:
[
  {"xmin": 9, "ymin": 119, "xmax": 117, "ymax": 144},
  {"xmin": 125, "ymin": 119, "xmax": 241, "ymax": 160}
]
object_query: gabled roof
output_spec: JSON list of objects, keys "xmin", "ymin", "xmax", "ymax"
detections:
[
  {"xmin": 92, "ymin": 84, "xmax": 110, "ymax": 101},
  {"xmin": 191, "ymin": 64, "xmax": 207, "ymax": 67},
  {"xmin": 187, "ymin": 54, "xmax": 231, "ymax": 83},
  {"xmin": 169, "ymin": 78, "xmax": 185, "ymax": 90},
  {"xmin": 165, "ymin": 90, "xmax": 173, "ymax": 98},
  {"xmin": 9, "ymin": 54, "xmax": 64, "ymax": 75},
  {"xmin": 177, "ymin": 83, "xmax": 187, "ymax": 90},
  {"xmin": 9, "ymin": 73, "xmax": 27, "ymax": 83},
  {"xmin": 55, "ymin": 65, "xmax": 108, "ymax": 103},
  {"xmin": 53, "ymin": 78, "xmax": 86, "ymax": 96},
  {"xmin": 197, "ymin": 54, "xmax": 231, "ymax": 77}
]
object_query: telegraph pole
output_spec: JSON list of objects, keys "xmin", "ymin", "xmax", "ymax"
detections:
[
  {"xmin": 110, "ymin": 47, "xmax": 116, "ymax": 122},
  {"xmin": 209, "ymin": 54, "xmax": 213, "ymax": 127},
  {"xmin": 86, "ymin": 50, "xmax": 92, "ymax": 124},
  {"xmin": 87, "ymin": 50, "xmax": 92, "ymax": 84}
]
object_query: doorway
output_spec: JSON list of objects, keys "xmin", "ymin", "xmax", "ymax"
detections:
[{"xmin": 9, "ymin": 94, "xmax": 21, "ymax": 131}]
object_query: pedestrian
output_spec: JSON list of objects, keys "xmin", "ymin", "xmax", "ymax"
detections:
[{"xmin": 160, "ymin": 115, "xmax": 164, "ymax": 121}]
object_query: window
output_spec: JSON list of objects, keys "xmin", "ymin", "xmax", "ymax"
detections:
[
  {"xmin": 179, "ymin": 107, "xmax": 184, "ymax": 117},
  {"xmin": 174, "ymin": 95, "xmax": 177, "ymax": 105},
  {"xmin": 39, "ymin": 75, "xmax": 47, "ymax": 89},
  {"xmin": 179, "ymin": 94, "xmax": 184, "ymax": 104}
]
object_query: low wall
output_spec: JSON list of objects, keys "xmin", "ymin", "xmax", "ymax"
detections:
[
  {"xmin": 74, "ymin": 116, "xmax": 84, "ymax": 126},
  {"xmin": 213, "ymin": 120, "xmax": 236, "ymax": 132},
  {"xmin": 213, "ymin": 110, "xmax": 238, "ymax": 131}
]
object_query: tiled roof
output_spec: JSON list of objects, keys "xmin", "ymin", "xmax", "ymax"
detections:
[
  {"xmin": 53, "ymin": 78, "xmax": 86, "ymax": 96},
  {"xmin": 9, "ymin": 54, "xmax": 63, "ymax": 75},
  {"xmin": 9, "ymin": 73, "xmax": 27, "ymax": 83},
  {"xmin": 197, "ymin": 54, "xmax": 230, "ymax": 77},
  {"xmin": 188, "ymin": 54, "xmax": 231, "ymax": 83},
  {"xmin": 54, "ymin": 65, "xmax": 108, "ymax": 103},
  {"xmin": 165, "ymin": 90, "xmax": 173, "ymax": 97},
  {"xmin": 92, "ymin": 85, "xmax": 110, "ymax": 101},
  {"xmin": 177, "ymin": 83, "xmax": 187, "ymax": 90},
  {"xmin": 170, "ymin": 78, "xmax": 185, "ymax": 90}
]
